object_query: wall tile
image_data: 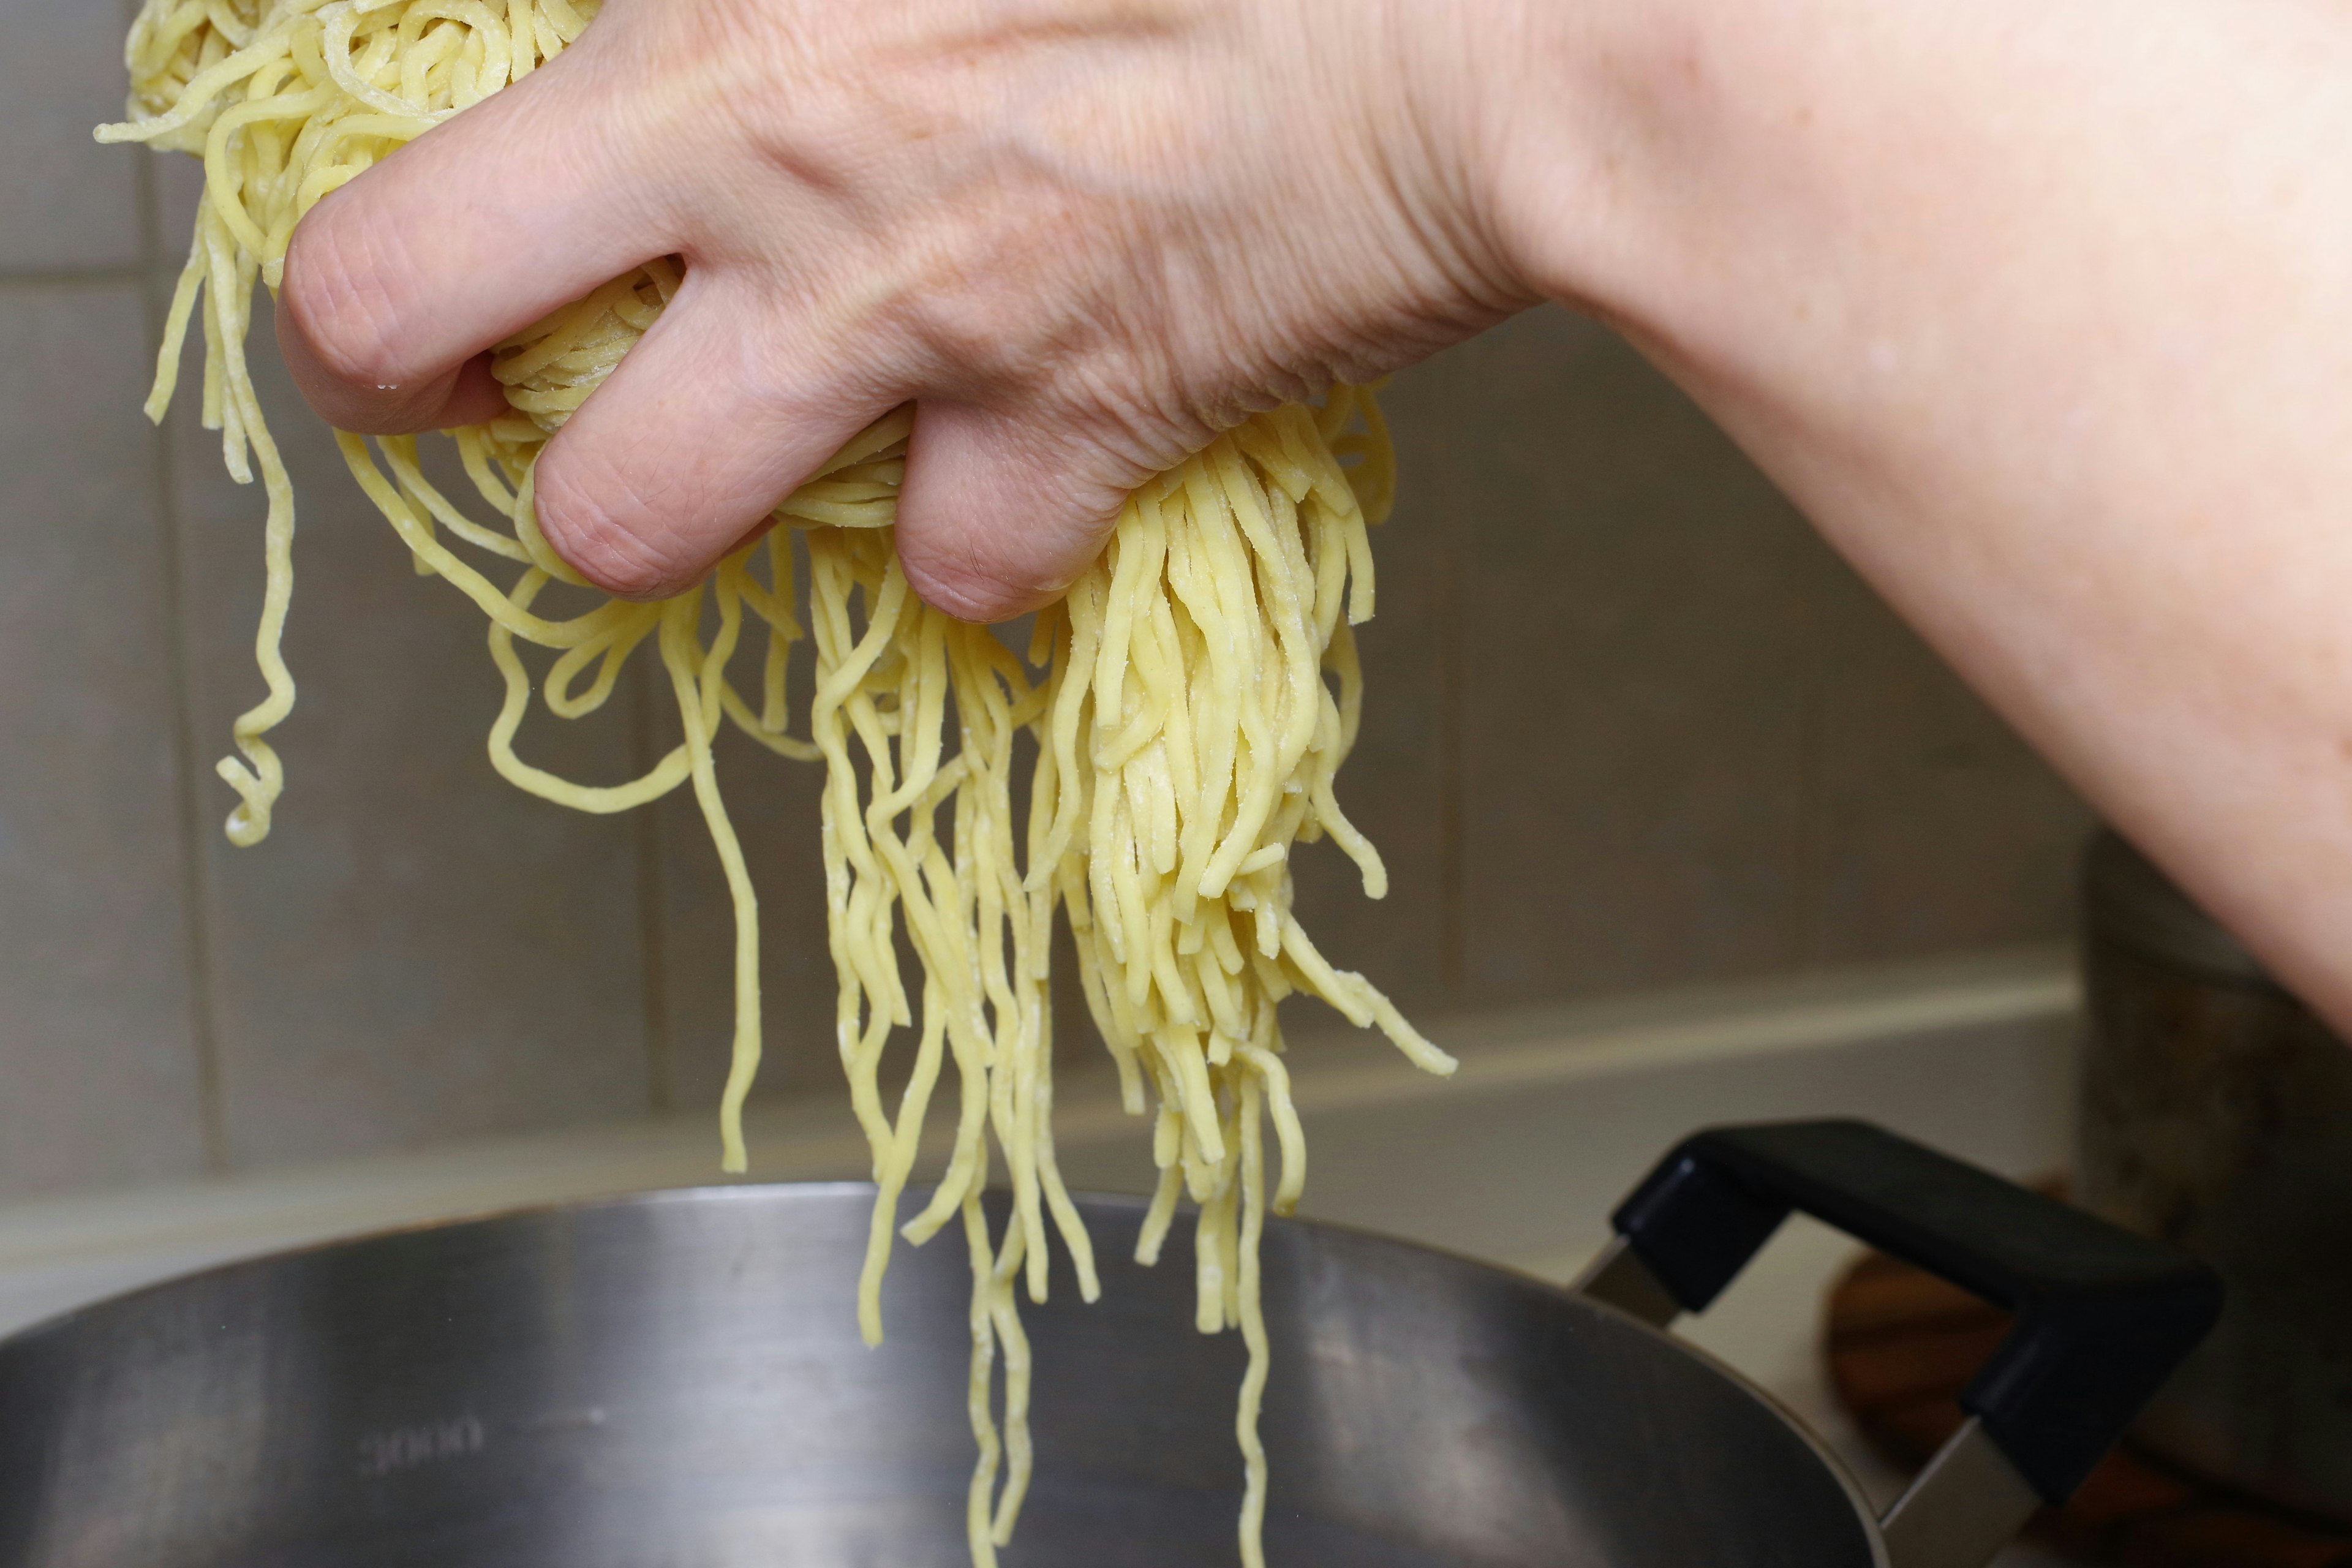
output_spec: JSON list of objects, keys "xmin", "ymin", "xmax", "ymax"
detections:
[
  {"xmin": 1438, "ymin": 307, "xmax": 1821, "ymax": 1007},
  {"xmin": 1799, "ymin": 555, "xmax": 2093, "ymax": 962},
  {"xmin": 0, "ymin": 283, "xmax": 205, "ymax": 1197},
  {"xmin": 0, "ymin": 0, "xmax": 143, "ymax": 271},
  {"xmin": 162, "ymin": 301, "xmax": 654, "ymax": 1168},
  {"xmin": 148, "ymin": 149, "xmax": 203, "ymax": 256}
]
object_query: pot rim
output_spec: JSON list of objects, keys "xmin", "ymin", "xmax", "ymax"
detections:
[{"xmin": 0, "ymin": 1179, "xmax": 1894, "ymax": 1566}]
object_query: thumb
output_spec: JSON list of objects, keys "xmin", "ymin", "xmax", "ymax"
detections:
[{"xmin": 893, "ymin": 400, "xmax": 1161, "ymax": 623}]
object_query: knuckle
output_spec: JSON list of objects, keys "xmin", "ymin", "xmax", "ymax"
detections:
[
  {"xmin": 532, "ymin": 462, "xmax": 690, "ymax": 601},
  {"xmin": 898, "ymin": 230, "xmax": 1096, "ymax": 388},
  {"xmin": 898, "ymin": 551, "xmax": 1035, "ymax": 624},
  {"xmin": 899, "ymin": 451, "xmax": 1126, "ymax": 625},
  {"xmin": 1063, "ymin": 372, "xmax": 1204, "ymax": 480},
  {"xmin": 283, "ymin": 220, "xmax": 413, "ymax": 391},
  {"xmin": 905, "ymin": 291, "xmax": 1035, "ymax": 385}
]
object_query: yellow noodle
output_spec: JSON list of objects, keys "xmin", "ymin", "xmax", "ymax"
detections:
[{"xmin": 101, "ymin": 2, "xmax": 1456, "ymax": 1562}]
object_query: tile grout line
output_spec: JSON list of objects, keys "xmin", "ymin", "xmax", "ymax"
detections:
[
  {"xmin": 1792, "ymin": 552, "xmax": 1828, "ymax": 970},
  {"xmin": 129, "ymin": 123, "xmax": 235, "ymax": 1175},
  {"xmin": 0, "ymin": 266, "xmax": 148, "ymax": 288},
  {"xmin": 1436, "ymin": 519, "xmax": 1467, "ymax": 1006}
]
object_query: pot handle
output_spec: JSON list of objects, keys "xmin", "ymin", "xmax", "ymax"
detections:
[{"xmin": 1570, "ymin": 1119, "xmax": 2220, "ymax": 1568}]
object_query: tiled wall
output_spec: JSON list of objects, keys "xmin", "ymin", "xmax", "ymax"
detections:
[{"xmin": 0, "ymin": 0, "xmax": 2092, "ymax": 1202}]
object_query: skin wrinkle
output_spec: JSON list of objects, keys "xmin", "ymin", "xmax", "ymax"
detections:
[
  {"xmin": 537, "ymin": 462, "xmax": 685, "ymax": 594},
  {"xmin": 1379, "ymin": 3, "xmax": 1528, "ymax": 314},
  {"xmin": 926, "ymin": 0, "xmax": 1199, "ymax": 59},
  {"xmin": 282, "ymin": 217, "xmax": 429, "ymax": 390}
]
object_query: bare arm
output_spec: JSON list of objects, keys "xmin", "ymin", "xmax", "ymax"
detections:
[
  {"xmin": 278, "ymin": 0, "xmax": 2352, "ymax": 1029},
  {"xmin": 1506, "ymin": 0, "xmax": 2352, "ymax": 1028}
]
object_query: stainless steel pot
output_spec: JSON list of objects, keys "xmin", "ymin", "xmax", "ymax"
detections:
[
  {"xmin": 0, "ymin": 1121, "xmax": 2215, "ymax": 1568},
  {"xmin": 2079, "ymin": 829, "xmax": 2352, "ymax": 1521}
]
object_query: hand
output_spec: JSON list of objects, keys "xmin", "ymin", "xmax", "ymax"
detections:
[{"xmin": 276, "ymin": 0, "xmax": 1542, "ymax": 619}]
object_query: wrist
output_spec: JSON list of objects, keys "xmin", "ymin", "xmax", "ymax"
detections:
[
  {"xmin": 1299, "ymin": 0, "xmax": 1552, "ymax": 324},
  {"xmin": 1359, "ymin": 0, "xmax": 1637, "ymax": 319}
]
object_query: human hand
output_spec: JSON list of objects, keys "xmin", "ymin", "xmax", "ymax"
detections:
[{"xmin": 275, "ymin": 0, "xmax": 1544, "ymax": 619}]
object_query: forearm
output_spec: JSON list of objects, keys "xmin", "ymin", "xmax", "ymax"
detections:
[{"xmin": 1497, "ymin": 0, "xmax": 2352, "ymax": 1025}]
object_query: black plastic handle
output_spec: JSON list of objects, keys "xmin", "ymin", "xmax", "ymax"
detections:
[{"xmin": 1611, "ymin": 1119, "xmax": 2221, "ymax": 1506}]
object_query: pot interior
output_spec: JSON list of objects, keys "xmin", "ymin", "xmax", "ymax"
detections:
[{"xmin": 0, "ymin": 1186, "xmax": 1878, "ymax": 1567}]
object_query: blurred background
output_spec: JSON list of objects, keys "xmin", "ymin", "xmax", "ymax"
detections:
[{"xmin": 0, "ymin": 0, "xmax": 2153, "ymax": 1561}]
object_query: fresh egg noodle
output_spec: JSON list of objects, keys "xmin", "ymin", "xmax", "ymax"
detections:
[{"xmin": 100, "ymin": 3, "xmax": 1456, "ymax": 1563}]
